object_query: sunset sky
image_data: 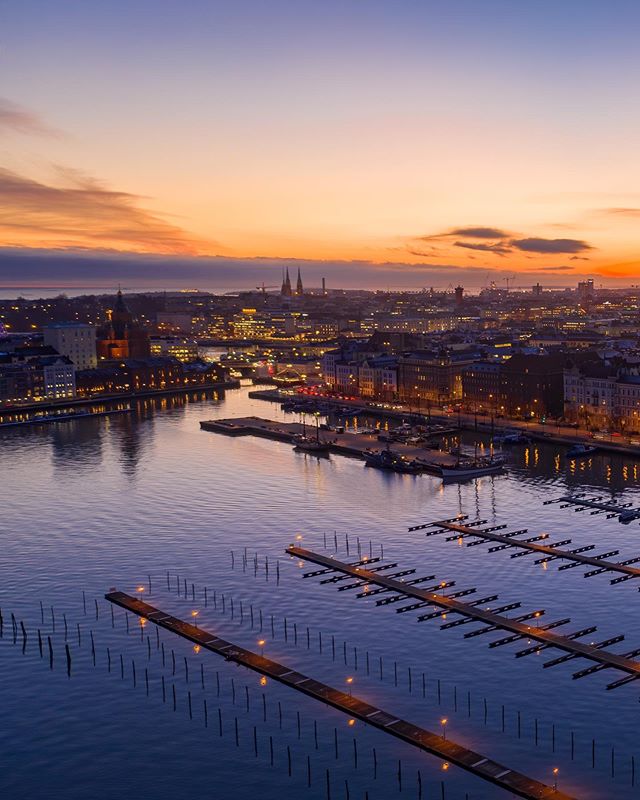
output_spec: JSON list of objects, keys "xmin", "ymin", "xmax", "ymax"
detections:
[{"xmin": 1, "ymin": 0, "xmax": 639, "ymax": 289}]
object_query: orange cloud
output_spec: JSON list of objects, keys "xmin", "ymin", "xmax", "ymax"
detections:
[{"xmin": 0, "ymin": 167, "xmax": 218, "ymax": 255}]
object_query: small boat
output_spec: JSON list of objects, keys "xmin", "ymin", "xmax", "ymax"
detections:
[
  {"xmin": 440, "ymin": 458, "xmax": 505, "ymax": 482},
  {"xmin": 293, "ymin": 434, "xmax": 331, "ymax": 453},
  {"xmin": 566, "ymin": 443, "xmax": 598, "ymax": 459},
  {"xmin": 500, "ymin": 431, "xmax": 532, "ymax": 445},
  {"xmin": 292, "ymin": 415, "xmax": 331, "ymax": 453},
  {"xmin": 618, "ymin": 509, "xmax": 640, "ymax": 525},
  {"xmin": 363, "ymin": 448, "xmax": 422, "ymax": 473}
]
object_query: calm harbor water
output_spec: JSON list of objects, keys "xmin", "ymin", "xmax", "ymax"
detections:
[{"xmin": 2, "ymin": 385, "xmax": 640, "ymax": 799}]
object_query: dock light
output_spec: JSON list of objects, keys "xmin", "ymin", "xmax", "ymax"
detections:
[
  {"xmin": 191, "ymin": 610, "xmax": 199, "ymax": 626},
  {"xmin": 296, "ymin": 534, "xmax": 303, "ymax": 541},
  {"xmin": 348, "ymin": 718, "xmax": 355, "ymax": 727},
  {"xmin": 140, "ymin": 617, "xmax": 147, "ymax": 627},
  {"xmin": 136, "ymin": 586, "xmax": 145, "ymax": 594},
  {"xmin": 346, "ymin": 676, "xmax": 354, "ymax": 696},
  {"xmin": 534, "ymin": 611, "xmax": 541, "ymax": 628},
  {"xmin": 440, "ymin": 718, "xmax": 448, "ymax": 740},
  {"xmin": 258, "ymin": 639, "xmax": 266, "ymax": 656},
  {"xmin": 193, "ymin": 645, "xmax": 201, "ymax": 654},
  {"xmin": 260, "ymin": 675, "xmax": 267, "ymax": 687},
  {"xmin": 553, "ymin": 767, "xmax": 559, "ymax": 790},
  {"xmin": 440, "ymin": 580, "xmax": 447, "ymax": 596},
  {"xmin": 442, "ymin": 762, "xmax": 450, "ymax": 771}
]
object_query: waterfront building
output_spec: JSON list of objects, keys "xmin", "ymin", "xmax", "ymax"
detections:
[
  {"xmin": 41, "ymin": 355, "xmax": 76, "ymax": 399},
  {"xmin": 43, "ymin": 322, "xmax": 97, "ymax": 370},
  {"xmin": 398, "ymin": 350, "xmax": 476, "ymax": 404},
  {"xmin": 149, "ymin": 336, "xmax": 199, "ymax": 363},
  {"xmin": 0, "ymin": 353, "xmax": 75, "ymax": 404},
  {"xmin": 76, "ymin": 357, "xmax": 225, "ymax": 398},
  {"xmin": 97, "ymin": 290, "xmax": 151, "ymax": 361},
  {"xmin": 499, "ymin": 353, "xmax": 566, "ymax": 418},
  {"xmin": 358, "ymin": 357, "xmax": 398, "ymax": 399},
  {"xmin": 0, "ymin": 360, "xmax": 43, "ymax": 404},
  {"xmin": 461, "ymin": 361, "xmax": 501, "ymax": 410}
]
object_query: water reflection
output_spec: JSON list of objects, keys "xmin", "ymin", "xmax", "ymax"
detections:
[
  {"xmin": 459, "ymin": 430, "xmax": 640, "ymax": 496},
  {"xmin": 51, "ymin": 418, "xmax": 104, "ymax": 472}
]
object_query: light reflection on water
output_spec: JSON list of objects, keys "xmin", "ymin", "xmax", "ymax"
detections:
[{"xmin": 2, "ymin": 386, "xmax": 640, "ymax": 799}]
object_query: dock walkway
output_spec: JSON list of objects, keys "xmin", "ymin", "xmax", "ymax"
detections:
[
  {"xmin": 288, "ymin": 546, "xmax": 640, "ymax": 687},
  {"xmin": 408, "ymin": 517, "xmax": 640, "ymax": 585},
  {"xmin": 106, "ymin": 590, "xmax": 575, "ymax": 800},
  {"xmin": 200, "ymin": 416, "xmax": 459, "ymax": 471}
]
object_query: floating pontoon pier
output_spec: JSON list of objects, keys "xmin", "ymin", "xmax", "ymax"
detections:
[
  {"xmin": 544, "ymin": 494, "xmax": 640, "ymax": 524},
  {"xmin": 106, "ymin": 590, "xmax": 575, "ymax": 800},
  {"xmin": 287, "ymin": 547, "xmax": 640, "ymax": 689},
  {"xmin": 407, "ymin": 516, "xmax": 640, "ymax": 586}
]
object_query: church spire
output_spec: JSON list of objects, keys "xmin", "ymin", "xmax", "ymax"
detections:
[
  {"xmin": 282, "ymin": 267, "xmax": 292, "ymax": 297},
  {"xmin": 296, "ymin": 267, "xmax": 303, "ymax": 296}
]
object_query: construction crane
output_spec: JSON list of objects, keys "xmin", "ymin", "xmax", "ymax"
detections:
[{"xmin": 256, "ymin": 284, "xmax": 278, "ymax": 294}]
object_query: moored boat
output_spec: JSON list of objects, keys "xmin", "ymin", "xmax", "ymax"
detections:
[
  {"xmin": 440, "ymin": 457, "xmax": 505, "ymax": 482},
  {"xmin": 363, "ymin": 448, "xmax": 422, "ymax": 473},
  {"xmin": 292, "ymin": 433, "xmax": 331, "ymax": 453},
  {"xmin": 566, "ymin": 443, "xmax": 598, "ymax": 458}
]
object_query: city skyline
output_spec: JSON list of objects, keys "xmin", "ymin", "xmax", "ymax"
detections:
[{"xmin": 1, "ymin": 1, "xmax": 639, "ymax": 289}]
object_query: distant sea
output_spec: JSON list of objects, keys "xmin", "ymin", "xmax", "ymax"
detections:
[{"xmin": 0, "ymin": 286, "xmax": 247, "ymax": 299}]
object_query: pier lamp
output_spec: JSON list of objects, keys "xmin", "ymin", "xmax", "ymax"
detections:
[
  {"xmin": 440, "ymin": 580, "xmax": 447, "ymax": 597},
  {"xmin": 441, "ymin": 761, "xmax": 449, "ymax": 771},
  {"xmin": 136, "ymin": 586, "xmax": 145, "ymax": 594},
  {"xmin": 534, "ymin": 611, "xmax": 541, "ymax": 628},
  {"xmin": 296, "ymin": 534, "xmax": 303, "ymax": 542},
  {"xmin": 346, "ymin": 676, "xmax": 354, "ymax": 696},
  {"xmin": 348, "ymin": 718, "xmax": 355, "ymax": 727},
  {"xmin": 258, "ymin": 638, "xmax": 266, "ymax": 656},
  {"xmin": 440, "ymin": 718, "xmax": 448, "ymax": 740},
  {"xmin": 193, "ymin": 645, "xmax": 201, "ymax": 654},
  {"xmin": 553, "ymin": 767, "xmax": 559, "ymax": 790},
  {"xmin": 191, "ymin": 610, "xmax": 199, "ymax": 627},
  {"xmin": 260, "ymin": 676, "xmax": 267, "ymax": 687}
]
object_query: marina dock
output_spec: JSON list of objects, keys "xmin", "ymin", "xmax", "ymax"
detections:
[
  {"xmin": 408, "ymin": 516, "xmax": 640, "ymax": 585},
  {"xmin": 106, "ymin": 590, "xmax": 576, "ymax": 800},
  {"xmin": 200, "ymin": 416, "xmax": 460, "ymax": 472},
  {"xmin": 288, "ymin": 546, "xmax": 640, "ymax": 688}
]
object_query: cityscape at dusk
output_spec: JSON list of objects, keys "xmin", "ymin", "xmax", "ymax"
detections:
[{"xmin": 2, "ymin": 3, "xmax": 640, "ymax": 800}]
